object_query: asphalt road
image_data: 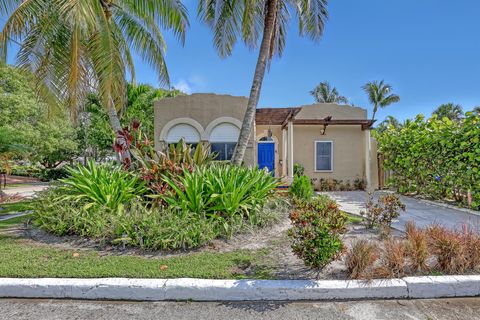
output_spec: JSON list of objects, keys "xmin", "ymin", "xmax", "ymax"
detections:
[{"xmin": 2, "ymin": 298, "xmax": 480, "ymax": 320}]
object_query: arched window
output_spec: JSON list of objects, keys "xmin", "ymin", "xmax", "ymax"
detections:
[
  {"xmin": 166, "ymin": 124, "xmax": 200, "ymax": 148},
  {"xmin": 209, "ymin": 123, "xmax": 240, "ymax": 160}
]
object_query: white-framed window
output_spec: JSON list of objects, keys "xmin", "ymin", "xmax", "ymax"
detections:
[
  {"xmin": 209, "ymin": 123, "xmax": 240, "ymax": 161},
  {"xmin": 314, "ymin": 141, "xmax": 333, "ymax": 172}
]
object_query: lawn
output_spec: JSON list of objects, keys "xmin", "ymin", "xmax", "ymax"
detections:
[
  {"xmin": 0, "ymin": 215, "xmax": 273, "ymax": 279},
  {"xmin": 0, "ymin": 201, "xmax": 33, "ymax": 216}
]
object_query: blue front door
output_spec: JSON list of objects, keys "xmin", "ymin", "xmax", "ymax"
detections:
[{"xmin": 258, "ymin": 142, "xmax": 275, "ymax": 174}]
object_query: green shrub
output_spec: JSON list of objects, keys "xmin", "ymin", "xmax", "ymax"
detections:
[
  {"xmin": 59, "ymin": 160, "xmax": 147, "ymax": 212},
  {"xmin": 289, "ymin": 195, "xmax": 345, "ymax": 269},
  {"xmin": 37, "ymin": 167, "xmax": 70, "ymax": 181},
  {"xmin": 289, "ymin": 174, "xmax": 314, "ymax": 200},
  {"xmin": 161, "ymin": 164, "xmax": 280, "ymax": 237},
  {"xmin": 293, "ymin": 163, "xmax": 305, "ymax": 176},
  {"xmin": 33, "ymin": 189, "xmax": 217, "ymax": 250},
  {"xmin": 289, "ymin": 210, "xmax": 344, "ymax": 270},
  {"xmin": 292, "ymin": 195, "xmax": 348, "ymax": 233},
  {"xmin": 361, "ymin": 193, "xmax": 406, "ymax": 231},
  {"xmin": 377, "ymin": 113, "xmax": 480, "ymax": 209}
]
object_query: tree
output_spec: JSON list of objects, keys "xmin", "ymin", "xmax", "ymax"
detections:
[
  {"xmin": 472, "ymin": 106, "xmax": 480, "ymax": 115},
  {"xmin": 123, "ymin": 83, "xmax": 182, "ymax": 137},
  {"xmin": 198, "ymin": 0, "xmax": 329, "ymax": 164},
  {"xmin": 78, "ymin": 84, "xmax": 182, "ymax": 161},
  {"xmin": 432, "ymin": 103, "xmax": 464, "ymax": 121},
  {"xmin": 362, "ymin": 80, "xmax": 400, "ymax": 121},
  {"xmin": 0, "ymin": 0, "xmax": 188, "ymax": 132},
  {"xmin": 0, "ymin": 63, "xmax": 79, "ymax": 168},
  {"xmin": 310, "ymin": 81, "xmax": 348, "ymax": 104}
]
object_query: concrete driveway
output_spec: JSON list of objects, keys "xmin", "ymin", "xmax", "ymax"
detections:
[{"xmin": 325, "ymin": 191, "xmax": 480, "ymax": 232}]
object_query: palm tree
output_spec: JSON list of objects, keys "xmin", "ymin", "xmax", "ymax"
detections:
[
  {"xmin": 0, "ymin": 0, "xmax": 188, "ymax": 132},
  {"xmin": 376, "ymin": 115, "xmax": 402, "ymax": 134},
  {"xmin": 198, "ymin": 0, "xmax": 329, "ymax": 165},
  {"xmin": 432, "ymin": 103, "xmax": 464, "ymax": 121},
  {"xmin": 362, "ymin": 80, "xmax": 400, "ymax": 121},
  {"xmin": 310, "ymin": 81, "xmax": 348, "ymax": 104}
]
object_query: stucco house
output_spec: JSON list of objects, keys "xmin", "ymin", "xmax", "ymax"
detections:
[{"xmin": 154, "ymin": 93, "xmax": 379, "ymax": 190}]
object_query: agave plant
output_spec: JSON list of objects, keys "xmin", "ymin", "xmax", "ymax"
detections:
[{"xmin": 58, "ymin": 160, "xmax": 147, "ymax": 212}]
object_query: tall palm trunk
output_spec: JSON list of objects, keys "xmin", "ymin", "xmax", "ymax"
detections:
[
  {"xmin": 107, "ymin": 103, "xmax": 122, "ymax": 132},
  {"xmin": 371, "ymin": 103, "xmax": 378, "ymax": 122},
  {"xmin": 231, "ymin": 0, "xmax": 278, "ymax": 165}
]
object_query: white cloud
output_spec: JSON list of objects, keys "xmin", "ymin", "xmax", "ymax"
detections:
[
  {"xmin": 173, "ymin": 74, "xmax": 207, "ymax": 94},
  {"xmin": 173, "ymin": 79, "xmax": 192, "ymax": 94}
]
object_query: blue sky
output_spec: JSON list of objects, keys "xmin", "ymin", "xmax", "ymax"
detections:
[{"xmin": 3, "ymin": 0, "xmax": 480, "ymax": 122}]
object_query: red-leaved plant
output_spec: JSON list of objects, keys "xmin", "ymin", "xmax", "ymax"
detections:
[{"xmin": 114, "ymin": 120, "xmax": 215, "ymax": 196}]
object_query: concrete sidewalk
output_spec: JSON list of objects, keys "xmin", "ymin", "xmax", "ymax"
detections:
[{"xmin": 325, "ymin": 191, "xmax": 480, "ymax": 232}]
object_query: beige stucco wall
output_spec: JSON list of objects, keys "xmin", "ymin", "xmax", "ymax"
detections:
[
  {"xmin": 291, "ymin": 125, "xmax": 366, "ymax": 184},
  {"xmin": 154, "ymin": 93, "xmax": 255, "ymax": 166},
  {"xmin": 153, "ymin": 95, "xmax": 378, "ymax": 188},
  {"xmin": 370, "ymin": 137, "xmax": 379, "ymax": 189},
  {"xmin": 295, "ymin": 103, "xmax": 368, "ymax": 120}
]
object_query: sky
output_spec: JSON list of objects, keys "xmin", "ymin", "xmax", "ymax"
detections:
[{"xmin": 3, "ymin": 0, "xmax": 480, "ymax": 123}]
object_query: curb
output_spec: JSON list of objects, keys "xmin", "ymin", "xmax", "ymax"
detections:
[{"xmin": 0, "ymin": 276, "xmax": 479, "ymax": 301}]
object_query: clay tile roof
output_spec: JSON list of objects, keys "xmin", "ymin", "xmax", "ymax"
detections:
[{"xmin": 255, "ymin": 107, "xmax": 301, "ymax": 125}]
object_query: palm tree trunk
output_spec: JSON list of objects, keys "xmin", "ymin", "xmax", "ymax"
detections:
[
  {"xmin": 107, "ymin": 103, "xmax": 122, "ymax": 132},
  {"xmin": 231, "ymin": 0, "xmax": 277, "ymax": 165}
]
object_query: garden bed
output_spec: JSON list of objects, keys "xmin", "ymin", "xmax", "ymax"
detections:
[{"xmin": 0, "ymin": 206, "xmax": 398, "ymax": 280}]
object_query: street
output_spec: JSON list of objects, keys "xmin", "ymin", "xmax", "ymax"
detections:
[{"xmin": 1, "ymin": 298, "xmax": 480, "ymax": 320}]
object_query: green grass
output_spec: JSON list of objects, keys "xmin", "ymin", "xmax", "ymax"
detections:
[
  {"xmin": 0, "ymin": 214, "xmax": 31, "ymax": 229},
  {"xmin": 346, "ymin": 213, "xmax": 363, "ymax": 224},
  {"xmin": 0, "ymin": 216, "xmax": 273, "ymax": 279},
  {"xmin": 0, "ymin": 201, "xmax": 33, "ymax": 216}
]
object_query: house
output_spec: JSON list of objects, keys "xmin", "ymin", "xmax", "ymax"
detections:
[{"xmin": 154, "ymin": 93, "xmax": 379, "ymax": 190}]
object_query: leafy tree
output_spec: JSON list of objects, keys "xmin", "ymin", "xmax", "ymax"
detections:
[
  {"xmin": 472, "ymin": 106, "xmax": 480, "ymax": 115},
  {"xmin": 78, "ymin": 94, "xmax": 115, "ymax": 161},
  {"xmin": 32, "ymin": 119, "xmax": 79, "ymax": 168},
  {"xmin": 198, "ymin": 0, "xmax": 329, "ymax": 164},
  {"xmin": 362, "ymin": 80, "xmax": 400, "ymax": 121},
  {"xmin": 123, "ymin": 83, "xmax": 182, "ymax": 137},
  {"xmin": 78, "ymin": 84, "xmax": 182, "ymax": 160},
  {"xmin": 0, "ymin": 0, "xmax": 188, "ymax": 133},
  {"xmin": 0, "ymin": 63, "xmax": 79, "ymax": 167},
  {"xmin": 310, "ymin": 81, "xmax": 348, "ymax": 104},
  {"xmin": 432, "ymin": 103, "xmax": 464, "ymax": 121},
  {"xmin": 0, "ymin": 127, "xmax": 28, "ymax": 174}
]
